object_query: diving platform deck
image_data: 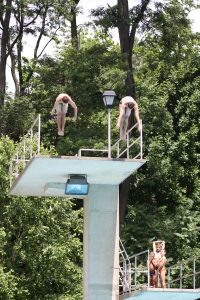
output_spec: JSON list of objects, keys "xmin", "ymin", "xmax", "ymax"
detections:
[
  {"xmin": 120, "ymin": 288, "xmax": 200, "ymax": 300},
  {"xmin": 9, "ymin": 155, "xmax": 145, "ymax": 197}
]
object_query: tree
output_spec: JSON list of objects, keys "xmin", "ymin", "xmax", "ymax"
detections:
[
  {"xmin": 91, "ymin": 0, "xmax": 197, "ymax": 226},
  {"xmin": 121, "ymin": 2, "xmax": 200, "ymax": 260},
  {"xmin": 0, "ymin": 135, "xmax": 83, "ymax": 299},
  {"xmin": 0, "ymin": 0, "xmax": 12, "ymax": 105},
  {"xmin": 0, "ymin": 0, "xmax": 81, "ymax": 103},
  {"xmin": 70, "ymin": 0, "xmax": 80, "ymax": 49}
]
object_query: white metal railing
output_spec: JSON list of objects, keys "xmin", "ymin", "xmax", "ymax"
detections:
[
  {"xmin": 10, "ymin": 114, "xmax": 41, "ymax": 188},
  {"xmin": 119, "ymin": 247, "xmax": 200, "ymax": 295},
  {"xmin": 78, "ymin": 148, "xmax": 108, "ymax": 157},
  {"xmin": 112, "ymin": 121, "xmax": 143, "ymax": 159},
  {"xmin": 119, "ymin": 241, "xmax": 150, "ymax": 294},
  {"xmin": 129, "ymin": 249, "xmax": 150, "ymax": 292},
  {"xmin": 119, "ymin": 239, "xmax": 132, "ymax": 293},
  {"xmin": 167, "ymin": 256, "xmax": 200, "ymax": 289},
  {"xmin": 78, "ymin": 120, "xmax": 143, "ymax": 159}
]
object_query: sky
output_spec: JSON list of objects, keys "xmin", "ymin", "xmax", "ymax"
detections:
[{"xmin": 6, "ymin": 0, "xmax": 200, "ymax": 94}]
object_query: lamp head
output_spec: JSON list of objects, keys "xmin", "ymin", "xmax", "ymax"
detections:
[{"xmin": 102, "ymin": 90, "xmax": 116, "ymax": 108}]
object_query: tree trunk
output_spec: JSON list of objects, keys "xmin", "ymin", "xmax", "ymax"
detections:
[
  {"xmin": 0, "ymin": 44, "xmax": 7, "ymax": 105},
  {"xmin": 9, "ymin": 50, "xmax": 20, "ymax": 98},
  {"xmin": 117, "ymin": 0, "xmax": 150, "ymax": 225},
  {"xmin": 117, "ymin": 0, "xmax": 136, "ymax": 97},
  {"xmin": 0, "ymin": 0, "xmax": 12, "ymax": 105},
  {"xmin": 70, "ymin": 0, "xmax": 80, "ymax": 49}
]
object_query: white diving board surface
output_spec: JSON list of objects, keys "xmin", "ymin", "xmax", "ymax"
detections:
[
  {"xmin": 120, "ymin": 288, "xmax": 200, "ymax": 300},
  {"xmin": 9, "ymin": 155, "xmax": 146, "ymax": 197}
]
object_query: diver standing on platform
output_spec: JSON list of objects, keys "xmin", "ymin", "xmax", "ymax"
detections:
[
  {"xmin": 117, "ymin": 96, "xmax": 141, "ymax": 140},
  {"xmin": 51, "ymin": 93, "xmax": 77, "ymax": 136}
]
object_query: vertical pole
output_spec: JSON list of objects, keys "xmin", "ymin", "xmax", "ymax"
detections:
[
  {"xmin": 180, "ymin": 263, "xmax": 183, "ymax": 289},
  {"xmin": 108, "ymin": 109, "xmax": 111, "ymax": 158},
  {"xmin": 167, "ymin": 267, "xmax": 171, "ymax": 288},
  {"xmin": 10, "ymin": 161, "xmax": 13, "ymax": 188},
  {"xmin": 38, "ymin": 114, "xmax": 41, "ymax": 155},
  {"xmin": 193, "ymin": 258, "xmax": 196, "ymax": 289},
  {"xmin": 147, "ymin": 250, "xmax": 150, "ymax": 288},
  {"xmin": 16, "ymin": 151, "xmax": 19, "ymax": 176},
  {"xmin": 140, "ymin": 120, "xmax": 143, "ymax": 159},
  {"xmin": 30, "ymin": 129, "xmax": 33, "ymax": 158},
  {"xmin": 23, "ymin": 139, "xmax": 26, "ymax": 168},
  {"xmin": 117, "ymin": 142, "xmax": 119, "ymax": 158},
  {"xmin": 127, "ymin": 132, "xmax": 129, "ymax": 159},
  {"xmin": 134, "ymin": 256, "xmax": 137, "ymax": 287}
]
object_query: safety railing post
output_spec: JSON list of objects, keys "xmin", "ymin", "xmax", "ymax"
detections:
[
  {"xmin": 167, "ymin": 267, "xmax": 171, "ymax": 288},
  {"xmin": 127, "ymin": 132, "xmax": 130, "ymax": 159},
  {"xmin": 30, "ymin": 128, "xmax": 33, "ymax": 158},
  {"xmin": 134, "ymin": 256, "xmax": 137, "ymax": 287},
  {"xmin": 147, "ymin": 250, "xmax": 150, "ymax": 288},
  {"xmin": 16, "ymin": 151, "xmax": 19, "ymax": 176},
  {"xmin": 193, "ymin": 258, "xmax": 196, "ymax": 289},
  {"xmin": 38, "ymin": 114, "xmax": 41, "ymax": 155},
  {"xmin": 10, "ymin": 161, "xmax": 13, "ymax": 188},
  {"xmin": 140, "ymin": 120, "xmax": 143, "ymax": 159},
  {"xmin": 23, "ymin": 139, "xmax": 26, "ymax": 168},
  {"xmin": 117, "ymin": 142, "xmax": 119, "ymax": 158},
  {"xmin": 180, "ymin": 263, "xmax": 183, "ymax": 289}
]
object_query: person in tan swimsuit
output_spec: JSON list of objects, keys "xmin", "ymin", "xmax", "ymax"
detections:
[
  {"xmin": 51, "ymin": 93, "xmax": 77, "ymax": 136},
  {"xmin": 117, "ymin": 96, "xmax": 141, "ymax": 140}
]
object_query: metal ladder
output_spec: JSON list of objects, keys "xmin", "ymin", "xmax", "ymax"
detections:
[{"xmin": 119, "ymin": 239, "xmax": 132, "ymax": 293}]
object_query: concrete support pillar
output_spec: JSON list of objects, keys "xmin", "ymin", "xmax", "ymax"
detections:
[{"xmin": 83, "ymin": 184, "xmax": 119, "ymax": 300}]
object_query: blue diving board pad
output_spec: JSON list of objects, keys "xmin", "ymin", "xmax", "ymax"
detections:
[
  {"xmin": 120, "ymin": 288, "xmax": 200, "ymax": 300},
  {"xmin": 9, "ymin": 155, "xmax": 146, "ymax": 197}
]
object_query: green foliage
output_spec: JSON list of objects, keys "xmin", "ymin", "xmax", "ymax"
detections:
[
  {"xmin": 0, "ymin": 135, "xmax": 83, "ymax": 299},
  {"xmin": 2, "ymin": 197, "xmax": 83, "ymax": 300},
  {"xmin": 0, "ymin": 267, "xmax": 19, "ymax": 300},
  {"xmin": 0, "ymin": 97, "xmax": 36, "ymax": 140},
  {"xmin": 121, "ymin": 0, "xmax": 200, "ymax": 267}
]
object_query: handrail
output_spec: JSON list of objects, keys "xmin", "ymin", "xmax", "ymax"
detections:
[
  {"xmin": 10, "ymin": 114, "xmax": 41, "ymax": 188},
  {"xmin": 119, "ymin": 239, "xmax": 132, "ymax": 293},
  {"xmin": 78, "ymin": 148, "xmax": 108, "ymax": 157},
  {"xmin": 111, "ymin": 120, "xmax": 143, "ymax": 159},
  {"xmin": 119, "ymin": 248, "xmax": 200, "ymax": 295},
  {"xmin": 78, "ymin": 120, "xmax": 143, "ymax": 159},
  {"xmin": 119, "ymin": 242, "xmax": 149, "ymax": 294},
  {"xmin": 167, "ymin": 255, "xmax": 200, "ymax": 289}
]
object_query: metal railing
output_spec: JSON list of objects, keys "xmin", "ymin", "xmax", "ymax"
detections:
[
  {"xmin": 167, "ymin": 256, "xmax": 200, "ymax": 289},
  {"xmin": 119, "ymin": 241, "xmax": 150, "ymax": 294},
  {"xmin": 119, "ymin": 246, "xmax": 200, "ymax": 295},
  {"xmin": 78, "ymin": 121, "xmax": 143, "ymax": 159},
  {"xmin": 112, "ymin": 121, "xmax": 143, "ymax": 159},
  {"xmin": 119, "ymin": 239, "xmax": 132, "ymax": 293},
  {"xmin": 78, "ymin": 148, "xmax": 108, "ymax": 157},
  {"xmin": 9, "ymin": 115, "xmax": 41, "ymax": 188}
]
